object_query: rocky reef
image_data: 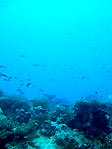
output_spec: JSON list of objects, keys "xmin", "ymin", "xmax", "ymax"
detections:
[{"xmin": 0, "ymin": 91, "xmax": 112, "ymax": 149}]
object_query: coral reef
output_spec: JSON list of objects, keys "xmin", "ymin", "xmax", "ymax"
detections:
[
  {"xmin": 0, "ymin": 93, "xmax": 112, "ymax": 148},
  {"xmin": 67, "ymin": 99, "xmax": 112, "ymax": 142}
]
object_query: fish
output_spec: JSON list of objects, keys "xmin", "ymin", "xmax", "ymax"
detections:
[
  {"xmin": 95, "ymin": 91, "xmax": 98, "ymax": 94},
  {"xmin": 17, "ymin": 88, "xmax": 20, "ymax": 91},
  {"xmin": 7, "ymin": 77, "xmax": 12, "ymax": 81},
  {"xmin": 4, "ymin": 78, "xmax": 8, "ymax": 81},
  {"xmin": 19, "ymin": 54, "xmax": 26, "ymax": 58},
  {"xmin": 0, "ymin": 65, "xmax": 6, "ymax": 68},
  {"xmin": 39, "ymin": 88, "xmax": 44, "ymax": 92},
  {"xmin": 0, "ymin": 73, "xmax": 12, "ymax": 81},
  {"xmin": 33, "ymin": 64, "xmax": 40, "ymax": 67},
  {"xmin": 8, "ymin": 76, "xmax": 12, "ymax": 80},
  {"xmin": 27, "ymin": 78, "xmax": 31, "ymax": 81},
  {"xmin": 26, "ymin": 82, "xmax": 32, "ymax": 87},
  {"xmin": 81, "ymin": 76, "xmax": 85, "ymax": 79},
  {"xmin": 33, "ymin": 84, "xmax": 36, "ymax": 87},
  {"xmin": 20, "ymin": 79, "xmax": 23, "ymax": 82},
  {"xmin": 20, "ymin": 83, "xmax": 24, "ymax": 87},
  {"xmin": 0, "ymin": 73, "xmax": 8, "ymax": 78},
  {"xmin": 17, "ymin": 89, "xmax": 24, "ymax": 95}
]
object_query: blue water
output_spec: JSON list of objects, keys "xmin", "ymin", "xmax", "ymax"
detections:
[{"xmin": 0, "ymin": 0, "xmax": 112, "ymax": 103}]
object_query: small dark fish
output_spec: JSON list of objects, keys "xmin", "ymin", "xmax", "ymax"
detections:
[
  {"xmin": 4, "ymin": 77, "xmax": 12, "ymax": 81},
  {"xmin": 26, "ymin": 82, "xmax": 32, "ymax": 87},
  {"xmin": 0, "ymin": 65, "xmax": 6, "ymax": 68},
  {"xmin": 39, "ymin": 88, "xmax": 44, "ymax": 92},
  {"xmin": 17, "ymin": 88, "xmax": 20, "ymax": 91},
  {"xmin": 106, "ymin": 70, "xmax": 111, "ymax": 72},
  {"xmin": 33, "ymin": 64, "xmax": 40, "ymax": 67},
  {"xmin": 20, "ymin": 83, "xmax": 24, "ymax": 87},
  {"xmin": 33, "ymin": 84, "xmax": 36, "ymax": 87},
  {"xmin": 81, "ymin": 76, "xmax": 85, "ymax": 79},
  {"xmin": 4, "ymin": 78, "xmax": 8, "ymax": 81},
  {"xmin": 20, "ymin": 80, "xmax": 23, "ymax": 82},
  {"xmin": 7, "ymin": 77, "xmax": 12, "ymax": 81},
  {"xmin": 19, "ymin": 55, "xmax": 26, "ymax": 58},
  {"xmin": 17, "ymin": 89, "xmax": 24, "ymax": 95},
  {"xmin": 95, "ymin": 91, "xmax": 98, "ymax": 94},
  {"xmin": 27, "ymin": 78, "xmax": 31, "ymax": 81},
  {"xmin": 1, "ymin": 73, "xmax": 8, "ymax": 78}
]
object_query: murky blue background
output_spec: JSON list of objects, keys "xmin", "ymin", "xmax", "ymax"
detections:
[{"xmin": 0, "ymin": 0, "xmax": 112, "ymax": 103}]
